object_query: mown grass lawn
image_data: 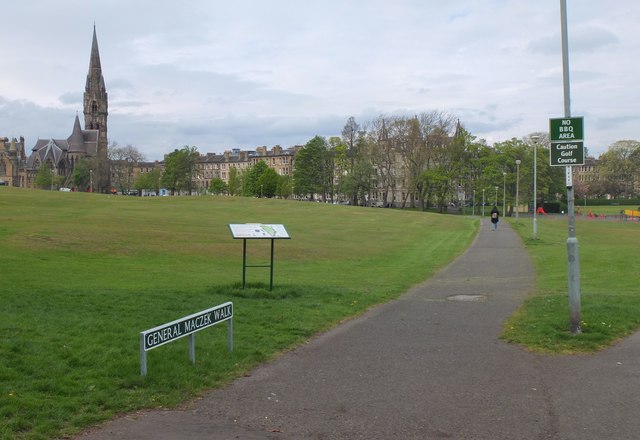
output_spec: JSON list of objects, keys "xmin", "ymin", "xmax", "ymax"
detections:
[
  {"xmin": 503, "ymin": 215, "xmax": 640, "ymax": 353},
  {"xmin": 0, "ymin": 188, "xmax": 476, "ymax": 439}
]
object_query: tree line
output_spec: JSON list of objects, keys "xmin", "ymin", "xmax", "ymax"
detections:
[
  {"xmin": 290, "ymin": 114, "xmax": 639, "ymax": 211},
  {"xmin": 44, "ymin": 113, "xmax": 640, "ymax": 208}
]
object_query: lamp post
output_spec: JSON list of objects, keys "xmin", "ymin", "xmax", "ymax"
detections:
[
  {"xmin": 531, "ymin": 135, "xmax": 540, "ymax": 240},
  {"xmin": 472, "ymin": 189, "xmax": 476, "ymax": 216},
  {"xmin": 502, "ymin": 172, "xmax": 507, "ymax": 216},
  {"xmin": 515, "ymin": 159, "xmax": 521, "ymax": 221},
  {"xmin": 90, "ymin": 169, "xmax": 93, "ymax": 193},
  {"xmin": 482, "ymin": 188, "xmax": 485, "ymax": 217},
  {"xmin": 495, "ymin": 186, "xmax": 498, "ymax": 206},
  {"xmin": 51, "ymin": 167, "xmax": 54, "ymax": 191}
]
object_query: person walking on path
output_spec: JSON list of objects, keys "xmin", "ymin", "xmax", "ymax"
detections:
[{"xmin": 490, "ymin": 205, "xmax": 500, "ymax": 230}]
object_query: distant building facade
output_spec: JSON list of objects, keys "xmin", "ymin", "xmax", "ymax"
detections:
[
  {"xmin": 574, "ymin": 156, "xmax": 599, "ymax": 184},
  {"xmin": 0, "ymin": 137, "xmax": 27, "ymax": 187},
  {"xmin": 192, "ymin": 145, "xmax": 299, "ymax": 192}
]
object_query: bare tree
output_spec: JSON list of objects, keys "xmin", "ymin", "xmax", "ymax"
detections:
[
  {"xmin": 341, "ymin": 117, "xmax": 361, "ymax": 205},
  {"xmin": 368, "ymin": 116, "xmax": 398, "ymax": 207},
  {"xmin": 108, "ymin": 142, "xmax": 146, "ymax": 193}
]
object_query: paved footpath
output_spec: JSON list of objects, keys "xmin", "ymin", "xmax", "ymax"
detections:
[{"xmin": 77, "ymin": 220, "xmax": 640, "ymax": 440}]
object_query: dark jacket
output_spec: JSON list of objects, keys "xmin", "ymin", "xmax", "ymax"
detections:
[{"xmin": 490, "ymin": 207, "xmax": 500, "ymax": 223}]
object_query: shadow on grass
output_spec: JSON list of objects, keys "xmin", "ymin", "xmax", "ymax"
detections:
[
  {"xmin": 224, "ymin": 282, "xmax": 303, "ymax": 300},
  {"xmin": 206, "ymin": 282, "xmax": 363, "ymax": 303}
]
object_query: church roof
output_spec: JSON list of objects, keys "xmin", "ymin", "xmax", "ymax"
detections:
[
  {"xmin": 26, "ymin": 139, "xmax": 66, "ymax": 169},
  {"xmin": 67, "ymin": 114, "xmax": 98, "ymax": 155},
  {"xmin": 67, "ymin": 115, "xmax": 85, "ymax": 151}
]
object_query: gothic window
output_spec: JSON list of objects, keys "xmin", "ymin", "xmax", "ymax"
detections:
[
  {"xmin": 0, "ymin": 160, "xmax": 6, "ymax": 175},
  {"xmin": 92, "ymin": 102, "xmax": 97, "ymax": 116}
]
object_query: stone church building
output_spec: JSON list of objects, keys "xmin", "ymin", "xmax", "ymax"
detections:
[{"xmin": 0, "ymin": 26, "xmax": 109, "ymax": 191}]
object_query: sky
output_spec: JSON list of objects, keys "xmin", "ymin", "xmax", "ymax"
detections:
[{"xmin": 1, "ymin": 0, "xmax": 638, "ymax": 161}]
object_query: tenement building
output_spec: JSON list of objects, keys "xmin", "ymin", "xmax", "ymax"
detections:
[
  {"xmin": 192, "ymin": 145, "xmax": 299, "ymax": 192},
  {"xmin": 0, "ymin": 137, "xmax": 27, "ymax": 187}
]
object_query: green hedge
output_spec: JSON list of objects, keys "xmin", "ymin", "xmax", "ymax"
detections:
[{"xmin": 585, "ymin": 198, "xmax": 640, "ymax": 206}]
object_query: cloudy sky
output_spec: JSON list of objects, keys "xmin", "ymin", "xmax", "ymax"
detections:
[{"xmin": 1, "ymin": 1, "xmax": 638, "ymax": 161}]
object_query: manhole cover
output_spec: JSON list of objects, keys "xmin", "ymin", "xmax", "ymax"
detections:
[{"xmin": 447, "ymin": 294, "xmax": 487, "ymax": 302}]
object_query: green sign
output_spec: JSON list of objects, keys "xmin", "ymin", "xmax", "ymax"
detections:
[
  {"xmin": 550, "ymin": 141, "xmax": 584, "ymax": 166},
  {"xmin": 550, "ymin": 117, "xmax": 583, "ymax": 141},
  {"xmin": 549, "ymin": 117, "xmax": 584, "ymax": 166}
]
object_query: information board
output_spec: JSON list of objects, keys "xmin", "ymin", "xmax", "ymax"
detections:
[{"xmin": 228, "ymin": 223, "xmax": 290, "ymax": 239}]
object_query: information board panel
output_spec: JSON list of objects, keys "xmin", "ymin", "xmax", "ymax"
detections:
[{"xmin": 228, "ymin": 223, "xmax": 290, "ymax": 239}]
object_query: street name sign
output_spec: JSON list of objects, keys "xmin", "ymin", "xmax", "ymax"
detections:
[
  {"xmin": 549, "ymin": 117, "xmax": 584, "ymax": 166},
  {"xmin": 141, "ymin": 302, "xmax": 233, "ymax": 351},
  {"xmin": 139, "ymin": 302, "xmax": 233, "ymax": 376}
]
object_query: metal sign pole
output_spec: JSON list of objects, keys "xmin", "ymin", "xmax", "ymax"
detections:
[
  {"xmin": 270, "ymin": 238, "xmax": 275, "ymax": 291},
  {"xmin": 140, "ymin": 333, "xmax": 147, "ymax": 376},
  {"xmin": 189, "ymin": 334, "xmax": 196, "ymax": 364},
  {"xmin": 242, "ymin": 239, "xmax": 247, "ymax": 289},
  {"xmin": 561, "ymin": 0, "xmax": 581, "ymax": 334}
]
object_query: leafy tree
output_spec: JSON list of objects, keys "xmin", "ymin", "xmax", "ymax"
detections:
[
  {"xmin": 242, "ymin": 160, "xmax": 269, "ymax": 197},
  {"xmin": 277, "ymin": 175, "xmax": 293, "ymax": 199},
  {"xmin": 34, "ymin": 165, "xmax": 53, "ymax": 189},
  {"xmin": 161, "ymin": 146, "xmax": 199, "ymax": 195},
  {"xmin": 227, "ymin": 166, "xmax": 242, "ymax": 196},
  {"xmin": 71, "ymin": 158, "xmax": 92, "ymax": 191},
  {"xmin": 256, "ymin": 167, "xmax": 279, "ymax": 198},
  {"xmin": 418, "ymin": 166, "xmax": 450, "ymax": 211},
  {"xmin": 134, "ymin": 168, "xmax": 162, "ymax": 194},
  {"xmin": 490, "ymin": 138, "xmax": 531, "ymax": 214},
  {"xmin": 598, "ymin": 140, "xmax": 640, "ymax": 198},
  {"xmin": 293, "ymin": 136, "xmax": 331, "ymax": 201},
  {"xmin": 34, "ymin": 164, "xmax": 64, "ymax": 190},
  {"xmin": 208, "ymin": 178, "xmax": 228, "ymax": 195}
]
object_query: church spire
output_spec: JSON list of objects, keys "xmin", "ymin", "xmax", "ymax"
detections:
[
  {"xmin": 83, "ymin": 25, "xmax": 109, "ymax": 191},
  {"xmin": 85, "ymin": 24, "xmax": 105, "ymax": 96},
  {"xmin": 90, "ymin": 25, "xmax": 101, "ymax": 70}
]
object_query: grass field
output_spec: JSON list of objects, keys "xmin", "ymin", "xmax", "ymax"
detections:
[
  {"xmin": 504, "ymin": 215, "xmax": 640, "ymax": 353},
  {"xmin": 575, "ymin": 204, "xmax": 639, "ymax": 216},
  {"xmin": 0, "ymin": 188, "xmax": 476, "ymax": 439}
]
